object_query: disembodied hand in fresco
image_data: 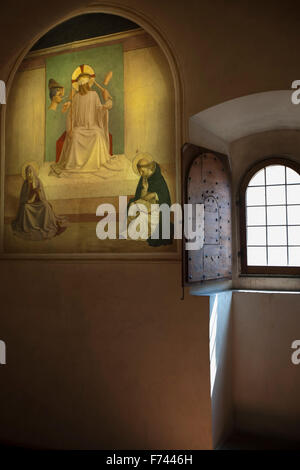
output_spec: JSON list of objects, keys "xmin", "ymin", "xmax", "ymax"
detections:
[
  {"xmin": 62, "ymin": 101, "xmax": 71, "ymax": 113},
  {"xmin": 94, "ymin": 80, "xmax": 112, "ymax": 102},
  {"xmin": 12, "ymin": 162, "xmax": 68, "ymax": 241}
]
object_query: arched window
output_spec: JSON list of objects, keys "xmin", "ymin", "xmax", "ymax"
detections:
[{"xmin": 240, "ymin": 157, "xmax": 300, "ymax": 275}]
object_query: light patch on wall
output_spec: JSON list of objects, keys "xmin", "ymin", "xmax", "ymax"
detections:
[{"xmin": 209, "ymin": 294, "xmax": 218, "ymax": 396}]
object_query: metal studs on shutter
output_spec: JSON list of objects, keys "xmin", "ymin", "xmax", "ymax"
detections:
[{"xmin": 185, "ymin": 151, "xmax": 232, "ymax": 283}]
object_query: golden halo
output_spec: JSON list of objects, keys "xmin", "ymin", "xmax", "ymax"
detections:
[
  {"xmin": 132, "ymin": 153, "xmax": 154, "ymax": 175},
  {"xmin": 21, "ymin": 161, "xmax": 40, "ymax": 180},
  {"xmin": 72, "ymin": 64, "xmax": 95, "ymax": 91}
]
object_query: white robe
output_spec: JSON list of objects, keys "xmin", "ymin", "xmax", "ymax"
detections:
[{"xmin": 50, "ymin": 90, "xmax": 123, "ymax": 177}]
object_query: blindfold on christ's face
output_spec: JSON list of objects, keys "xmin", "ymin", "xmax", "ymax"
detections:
[{"xmin": 77, "ymin": 73, "xmax": 91, "ymax": 85}]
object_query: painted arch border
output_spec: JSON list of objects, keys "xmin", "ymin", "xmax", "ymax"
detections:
[{"xmin": 0, "ymin": 3, "xmax": 185, "ymax": 260}]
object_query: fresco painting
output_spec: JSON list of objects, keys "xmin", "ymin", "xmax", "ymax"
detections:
[{"xmin": 3, "ymin": 27, "xmax": 177, "ymax": 255}]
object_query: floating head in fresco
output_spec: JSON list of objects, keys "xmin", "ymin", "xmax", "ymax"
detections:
[{"xmin": 48, "ymin": 79, "xmax": 64, "ymax": 111}]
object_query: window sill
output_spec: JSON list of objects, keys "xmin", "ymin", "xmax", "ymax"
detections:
[
  {"xmin": 239, "ymin": 273, "xmax": 300, "ymax": 278},
  {"xmin": 189, "ymin": 278, "xmax": 232, "ymax": 296},
  {"xmin": 233, "ymin": 289, "xmax": 300, "ymax": 294}
]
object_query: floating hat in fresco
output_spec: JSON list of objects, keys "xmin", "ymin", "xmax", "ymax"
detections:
[
  {"xmin": 48, "ymin": 78, "xmax": 64, "ymax": 89},
  {"xmin": 72, "ymin": 64, "xmax": 95, "ymax": 91}
]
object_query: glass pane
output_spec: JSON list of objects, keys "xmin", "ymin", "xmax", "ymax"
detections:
[
  {"xmin": 266, "ymin": 185, "xmax": 286, "ymax": 205},
  {"xmin": 287, "ymin": 167, "xmax": 300, "ymax": 184},
  {"xmin": 247, "ymin": 206, "xmax": 266, "ymax": 226},
  {"xmin": 287, "ymin": 205, "xmax": 300, "ymax": 225},
  {"xmin": 266, "ymin": 165, "xmax": 285, "ymax": 185},
  {"xmin": 247, "ymin": 247, "xmax": 267, "ymax": 266},
  {"xmin": 248, "ymin": 168, "xmax": 265, "ymax": 186},
  {"xmin": 289, "ymin": 247, "xmax": 300, "ymax": 266},
  {"xmin": 267, "ymin": 226, "xmax": 287, "ymax": 246},
  {"xmin": 268, "ymin": 247, "xmax": 288, "ymax": 266},
  {"xmin": 287, "ymin": 185, "xmax": 300, "ymax": 205},
  {"xmin": 246, "ymin": 187, "xmax": 265, "ymax": 206},
  {"xmin": 247, "ymin": 227, "xmax": 266, "ymax": 246},
  {"xmin": 267, "ymin": 206, "xmax": 286, "ymax": 225},
  {"xmin": 288, "ymin": 226, "xmax": 300, "ymax": 245}
]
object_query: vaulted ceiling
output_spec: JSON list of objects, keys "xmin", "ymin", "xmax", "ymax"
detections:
[{"xmin": 190, "ymin": 91, "xmax": 300, "ymax": 148}]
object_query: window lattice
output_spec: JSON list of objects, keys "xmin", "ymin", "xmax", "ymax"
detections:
[{"xmin": 246, "ymin": 164, "xmax": 300, "ymax": 267}]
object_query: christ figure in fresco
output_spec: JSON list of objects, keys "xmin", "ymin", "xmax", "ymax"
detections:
[{"xmin": 49, "ymin": 65, "xmax": 124, "ymax": 178}]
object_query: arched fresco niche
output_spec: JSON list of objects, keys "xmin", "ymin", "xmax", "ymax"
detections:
[{"xmin": 3, "ymin": 12, "xmax": 180, "ymax": 258}]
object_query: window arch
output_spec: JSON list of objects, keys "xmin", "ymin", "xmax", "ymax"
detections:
[{"xmin": 240, "ymin": 157, "xmax": 300, "ymax": 275}]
